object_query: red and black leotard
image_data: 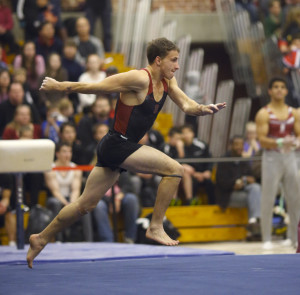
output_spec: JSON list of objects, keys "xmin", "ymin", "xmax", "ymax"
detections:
[
  {"xmin": 95, "ymin": 68, "xmax": 168, "ymax": 170},
  {"xmin": 112, "ymin": 68, "xmax": 168, "ymax": 143}
]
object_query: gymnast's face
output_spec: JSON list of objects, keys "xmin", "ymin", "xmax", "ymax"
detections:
[
  {"xmin": 158, "ymin": 50, "xmax": 180, "ymax": 80},
  {"xmin": 268, "ymin": 81, "xmax": 288, "ymax": 101}
]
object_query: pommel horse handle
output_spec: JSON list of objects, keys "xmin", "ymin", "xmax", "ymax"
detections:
[{"xmin": 0, "ymin": 140, "xmax": 55, "ymax": 249}]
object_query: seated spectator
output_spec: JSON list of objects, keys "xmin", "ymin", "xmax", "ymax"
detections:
[
  {"xmin": 12, "ymin": 68, "xmax": 36, "ymax": 106},
  {"xmin": 39, "ymin": 52, "xmax": 68, "ymax": 108},
  {"xmin": 73, "ymin": 17, "xmax": 105, "ymax": 67},
  {"xmin": 34, "ymin": 21, "xmax": 63, "ymax": 62},
  {"xmin": 77, "ymin": 95, "xmax": 112, "ymax": 147},
  {"xmin": 2, "ymin": 104, "xmax": 41, "ymax": 139},
  {"xmin": 57, "ymin": 97, "xmax": 75, "ymax": 123},
  {"xmin": 77, "ymin": 54, "xmax": 106, "ymax": 113},
  {"xmin": 0, "ymin": 174, "xmax": 16, "ymax": 246},
  {"xmin": 215, "ymin": 135, "xmax": 261, "ymax": 239},
  {"xmin": 0, "ymin": 68, "xmax": 10, "ymax": 103},
  {"xmin": 13, "ymin": 41, "xmax": 45, "ymax": 94},
  {"xmin": 44, "ymin": 142, "xmax": 93, "ymax": 242},
  {"xmin": 160, "ymin": 126, "xmax": 184, "ymax": 159},
  {"xmin": 59, "ymin": 122, "xmax": 84, "ymax": 164},
  {"xmin": 180, "ymin": 124, "xmax": 216, "ymax": 205},
  {"xmin": 242, "ymin": 121, "xmax": 261, "ymax": 158},
  {"xmin": 61, "ymin": 39, "xmax": 84, "ymax": 111},
  {"xmin": 0, "ymin": 44, "xmax": 8, "ymax": 70},
  {"xmin": 93, "ymin": 173, "xmax": 139, "ymax": 243},
  {"xmin": 41, "ymin": 104, "xmax": 62, "ymax": 143},
  {"xmin": 235, "ymin": 0, "xmax": 259, "ymax": 23},
  {"xmin": 263, "ymin": 0, "xmax": 283, "ymax": 38},
  {"xmin": 85, "ymin": 123, "xmax": 109, "ymax": 165},
  {"xmin": 0, "ymin": 0, "xmax": 19, "ymax": 53}
]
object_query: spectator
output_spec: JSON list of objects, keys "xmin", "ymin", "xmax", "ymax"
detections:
[
  {"xmin": 0, "ymin": 0, "xmax": 19, "ymax": 53},
  {"xmin": 0, "ymin": 44, "xmax": 8, "ymax": 70},
  {"xmin": 73, "ymin": 17, "xmax": 105, "ymax": 67},
  {"xmin": 0, "ymin": 68, "xmax": 10, "ymax": 103},
  {"xmin": 242, "ymin": 121, "xmax": 261, "ymax": 158},
  {"xmin": 0, "ymin": 174, "xmax": 16, "ymax": 246},
  {"xmin": 160, "ymin": 126, "xmax": 184, "ymax": 159},
  {"xmin": 215, "ymin": 135, "xmax": 261, "ymax": 239},
  {"xmin": 255, "ymin": 77, "xmax": 300, "ymax": 249},
  {"xmin": 34, "ymin": 21, "xmax": 63, "ymax": 62},
  {"xmin": 39, "ymin": 52, "xmax": 68, "ymax": 108},
  {"xmin": 180, "ymin": 124, "xmax": 216, "ymax": 205},
  {"xmin": 2, "ymin": 104, "xmax": 41, "ymax": 139},
  {"xmin": 85, "ymin": 0, "xmax": 112, "ymax": 52},
  {"xmin": 93, "ymin": 174, "xmax": 139, "ymax": 243},
  {"xmin": 85, "ymin": 123, "xmax": 109, "ymax": 165},
  {"xmin": 59, "ymin": 122, "xmax": 84, "ymax": 164},
  {"xmin": 57, "ymin": 97, "xmax": 75, "ymax": 123},
  {"xmin": 0, "ymin": 82, "xmax": 40, "ymax": 136},
  {"xmin": 13, "ymin": 41, "xmax": 46, "ymax": 93},
  {"xmin": 263, "ymin": 0, "xmax": 283, "ymax": 38},
  {"xmin": 61, "ymin": 39, "xmax": 84, "ymax": 111},
  {"xmin": 41, "ymin": 104, "xmax": 62, "ymax": 143},
  {"xmin": 44, "ymin": 141, "xmax": 93, "ymax": 242},
  {"xmin": 77, "ymin": 54, "xmax": 106, "ymax": 113},
  {"xmin": 77, "ymin": 95, "xmax": 112, "ymax": 147}
]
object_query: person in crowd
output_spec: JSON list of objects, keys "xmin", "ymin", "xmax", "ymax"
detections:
[
  {"xmin": 0, "ymin": 44, "xmax": 8, "ymax": 71},
  {"xmin": 26, "ymin": 37, "xmax": 226, "ymax": 268},
  {"xmin": 263, "ymin": 0, "xmax": 283, "ymax": 38},
  {"xmin": 93, "ymin": 173, "xmax": 139, "ymax": 243},
  {"xmin": 13, "ymin": 41, "xmax": 46, "ymax": 94},
  {"xmin": 0, "ymin": 174, "xmax": 15, "ymax": 246},
  {"xmin": 255, "ymin": 77, "xmax": 300, "ymax": 250},
  {"xmin": 77, "ymin": 54, "xmax": 106, "ymax": 113},
  {"xmin": 84, "ymin": 0, "xmax": 112, "ymax": 52},
  {"xmin": 59, "ymin": 122, "xmax": 84, "ymax": 165},
  {"xmin": 61, "ymin": 39, "xmax": 84, "ymax": 111},
  {"xmin": 56, "ymin": 97, "xmax": 75, "ymax": 123},
  {"xmin": 215, "ymin": 135, "xmax": 261, "ymax": 239},
  {"xmin": 2, "ymin": 104, "xmax": 41, "ymax": 139},
  {"xmin": 34, "ymin": 21, "xmax": 63, "ymax": 62},
  {"xmin": 242, "ymin": 121, "xmax": 261, "ymax": 158},
  {"xmin": 44, "ymin": 141, "xmax": 93, "ymax": 242},
  {"xmin": 0, "ymin": 0, "xmax": 19, "ymax": 53},
  {"xmin": 160, "ymin": 126, "xmax": 184, "ymax": 159},
  {"xmin": 0, "ymin": 68, "xmax": 10, "ymax": 103},
  {"xmin": 73, "ymin": 17, "xmax": 105, "ymax": 67},
  {"xmin": 235, "ymin": 0, "xmax": 259, "ymax": 23},
  {"xmin": 39, "ymin": 52, "xmax": 68, "ymax": 108},
  {"xmin": 0, "ymin": 82, "xmax": 40, "ymax": 136},
  {"xmin": 41, "ymin": 104, "xmax": 62, "ymax": 143},
  {"xmin": 77, "ymin": 95, "xmax": 112, "ymax": 147},
  {"xmin": 180, "ymin": 124, "xmax": 216, "ymax": 205}
]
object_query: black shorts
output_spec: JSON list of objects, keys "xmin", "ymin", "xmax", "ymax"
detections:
[{"xmin": 95, "ymin": 130, "xmax": 142, "ymax": 171}]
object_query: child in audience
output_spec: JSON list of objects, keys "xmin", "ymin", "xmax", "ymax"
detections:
[{"xmin": 242, "ymin": 121, "xmax": 261, "ymax": 158}]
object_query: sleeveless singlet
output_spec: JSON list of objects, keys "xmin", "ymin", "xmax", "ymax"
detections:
[
  {"xmin": 112, "ymin": 68, "xmax": 168, "ymax": 143},
  {"xmin": 266, "ymin": 106, "xmax": 295, "ymax": 139}
]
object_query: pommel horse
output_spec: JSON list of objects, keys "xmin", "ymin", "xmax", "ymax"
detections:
[{"xmin": 0, "ymin": 139, "xmax": 55, "ymax": 249}]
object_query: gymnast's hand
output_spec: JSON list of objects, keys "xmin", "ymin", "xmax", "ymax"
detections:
[
  {"xmin": 40, "ymin": 77, "xmax": 60, "ymax": 92},
  {"xmin": 201, "ymin": 102, "xmax": 226, "ymax": 115}
]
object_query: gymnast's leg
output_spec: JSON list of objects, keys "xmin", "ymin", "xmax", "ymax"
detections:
[
  {"xmin": 27, "ymin": 167, "xmax": 120, "ymax": 268},
  {"xmin": 121, "ymin": 145, "xmax": 184, "ymax": 246}
]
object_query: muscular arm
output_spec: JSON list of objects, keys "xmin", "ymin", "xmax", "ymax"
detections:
[
  {"xmin": 44, "ymin": 171, "xmax": 69, "ymax": 206},
  {"xmin": 255, "ymin": 108, "xmax": 277, "ymax": 149},
  {"xmin": 70, "ymin": 171, "xmax": 82, "ymax": 203},
  {"xmin": 168, "ymin": 77, "xmax": 226, "ymax": 116},
  {"xmin": 293, "ymin": 108, "xmax": 300, "ymax": 139},
  {"xmin": 40, "ymin": 70, "xmax": 148, "ymax": 95}
]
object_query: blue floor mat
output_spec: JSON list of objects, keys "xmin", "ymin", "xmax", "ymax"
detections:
[
  {"xmin": 1, "ymin": 255, "xmax": 299, "ymax": 295},
  {"xmin": 0, "ymin": 242, "xmax": 234, "ymax": 265}
]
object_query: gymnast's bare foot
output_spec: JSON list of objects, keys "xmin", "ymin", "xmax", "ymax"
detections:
[
  {"xmin": 27, "ymin": 234, "xmax": 46, "ymax": 268},
  {"xmin": 146, "ymin": 226, "xmax": 179, "ymax": 246}
]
